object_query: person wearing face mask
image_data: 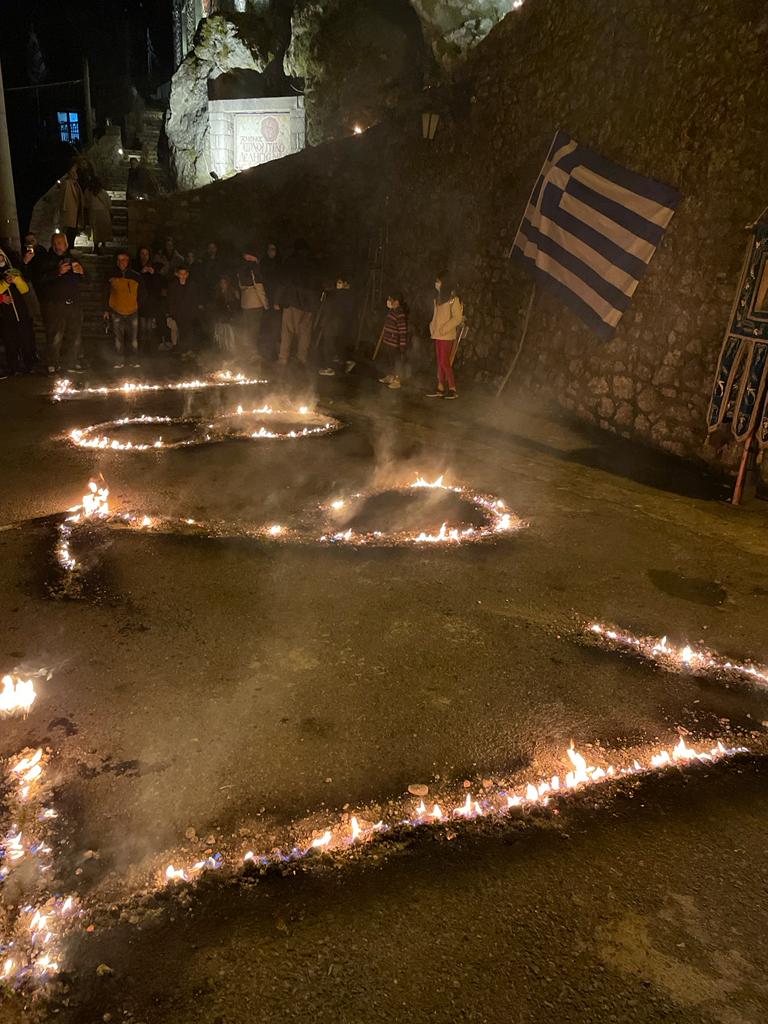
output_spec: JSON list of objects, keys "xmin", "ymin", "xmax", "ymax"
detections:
[
  {"xmin": 40, "ymin": 231, "xmax": 87, "ymax": 373},
  {"xmin": 427, "ymin": 274, "xmax": 464, "ymax": 400},
  {"xmin": 0, "ymin": 249, "xmax": 37, "ymax": 376},
  {"xmin": 317, "ymin": 275, "xmax": 356, "ymax": 376},
  {"xmin": 377, "ymin": 291, "xmax": 409, "ymax": 389}
]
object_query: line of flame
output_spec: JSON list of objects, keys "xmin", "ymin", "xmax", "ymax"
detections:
[
  {"xmin": 161, "ymin": 736, "xmax": 747, "ymax": 889},
  {"xmin": 51, "ymin": 369, "xmax": 268, "ymax": 402},
  {"xmin": 587, "ymin": 622, "xmax": 768, "ymax": 688}
]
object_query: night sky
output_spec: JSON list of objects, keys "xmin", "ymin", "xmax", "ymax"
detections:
[{"xmin": 1, "ymin": 0, "xmax": 174, "ymax": 228}]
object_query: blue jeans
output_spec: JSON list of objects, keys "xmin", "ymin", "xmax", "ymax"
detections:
[{"xmin": 112, "ymin": 312, "xmax": 139, "ymax": 357}]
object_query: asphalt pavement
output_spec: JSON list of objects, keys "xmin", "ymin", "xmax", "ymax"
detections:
[{"xmin": 0, "ymin": 361, "xmax": 767, "ymax": 1023}]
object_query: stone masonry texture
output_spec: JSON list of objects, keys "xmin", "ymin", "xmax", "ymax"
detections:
[{"xmin": 132, "ymin": 0, "xmax": 768, "ymax": 464}]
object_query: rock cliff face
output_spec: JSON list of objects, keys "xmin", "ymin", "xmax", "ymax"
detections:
[
  {"xmin": 166, "ymin": 14, "xmax": 269, "ymax": 190},
  {"xmin": 140, "ymin": 0, "xmax": 768, "ymax": 466},
  {"xmin": 411, "ymin": 0, "xmax": 522, "ymax": 65}
]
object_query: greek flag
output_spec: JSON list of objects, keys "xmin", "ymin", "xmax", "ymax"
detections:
[{"xmin": 514, "ymin": 131, "xmax": 681, "ymax": 339}]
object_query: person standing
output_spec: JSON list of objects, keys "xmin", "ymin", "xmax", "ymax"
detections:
[
  {"xmin": 0, "ymin": 249, "xmax": 37, "ymax": 375},
  {"xmin": 59, "ymin": 162, "xmax": 84, "ymax": 250},
  {"xmin": 88, "ymin": 178, "xmax": 113, "ymax": 254},
  {"xmin": 236, "ymin": 245, "xmax": 268, "ymax": 357},
  {"xmin": 104, "ymin": 252, "xmax": 141, "ymax": 368},
  {"xmin": 427, "ymin": 274, "xmax": 464, "ymax": 400},
  {"xmin": 21, "ymin": 231, "xmax": 49, "ymax": 347},
  {"xmin": 259, "ymin": 241, "xmax": 282, "ymax": 360},
  {"xmin": 40, "ymin": 231, "xmax": 87, "ymax": 373},
  {"xmin": 165, "ymin": 264, "xmax": 199, "ymax": 357},
  {"xmin": 317, "ymin": 276, "xmax": 357, "ymax": 376},
  {"xmin": 134, "ymin": 246, "xmax": 164, "ymax": 351},
  {"xmin": 275, "ymin": 239, "xmax": 318, "ymax": 368},
  {"xmin": 377, "ymin": 291, "xmax": 409, "ymax": 390}
]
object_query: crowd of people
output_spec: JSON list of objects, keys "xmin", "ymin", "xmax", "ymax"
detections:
[{"xmin": 0, "ymin": 227, "xmax": 465, "ymax": 399}]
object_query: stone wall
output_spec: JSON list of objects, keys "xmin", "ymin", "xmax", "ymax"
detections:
[{"xmin": 133, "ymin": 0, "xmax": 768, "ymax": 464}]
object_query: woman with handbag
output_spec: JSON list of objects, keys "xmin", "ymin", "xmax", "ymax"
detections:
[{"xmin": 236, "ymin": 245, "xmax": 268, "ymax": 358}]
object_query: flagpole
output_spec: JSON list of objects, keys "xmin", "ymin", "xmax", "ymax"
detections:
[
  {"xmin": 496, "ymin": 280, "xmax": 536, "ymax": 398},
  {"xmin": 507, "ymin": 126, "xmax": 561, "ymax": 261},
  {"xmin": 496, "ymin": 127, "xmax": 559, "ymax": 399}
]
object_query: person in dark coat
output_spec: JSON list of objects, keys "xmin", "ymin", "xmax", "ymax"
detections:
[
  {"xmin": 275, "ymin": 238, "xmax": 319, "ymax": 367},
  {"xmin": 317, "ymin": 275, "xmax": 357, "ymax": 376},
  {"xmin": 165, "ymin": 264, "xmax": 200, "ymax": 357},
  {"xmin": 133, "ymin": 246, "xmax": 164, "ymax": 351},
  {"xmin": 39, "ymin": 231, "xmax": 87, "ymax": 372},
  {"xmin": 0, "ymin": 248, "xmax": 37, "ymax": 375},
  {"xmin": 259, "ymin": 241, "xmax": 282, "ymax": 360}
]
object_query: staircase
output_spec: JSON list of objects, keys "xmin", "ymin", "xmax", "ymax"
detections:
[{"xmin": 71, "ymin": 106, "xmax": 170, "ymax": 350}]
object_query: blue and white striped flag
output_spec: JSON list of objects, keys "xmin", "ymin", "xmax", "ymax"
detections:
[{"xmin": 514, "ymin": 131, "xmax": 681, "ymax": 339}]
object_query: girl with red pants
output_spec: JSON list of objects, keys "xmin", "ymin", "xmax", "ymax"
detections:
[{"xmin": 427, "ymin": 275, "xmax": 464, "ymax": 400}]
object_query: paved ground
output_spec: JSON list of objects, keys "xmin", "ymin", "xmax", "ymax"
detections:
[{"xmin": 0, "ymin": 358, "xmax": 767, "ymax": 1023}]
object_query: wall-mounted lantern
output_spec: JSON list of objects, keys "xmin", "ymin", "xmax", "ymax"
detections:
[{"xmin": 421, "ymin": 112, "xmax": 440, "ymax": 141}]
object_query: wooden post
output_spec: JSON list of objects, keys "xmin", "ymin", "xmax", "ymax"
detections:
[
  {"xmin": 731, "ymin": 431, "xmax": 757, "ymax": 506},
  {"xmin": 496, "ymin": 281, "xmax": 536, "ymax": 398},
  {"xmin": 372, "ymin": 327, "xmax": 385, "ymax": 361}
]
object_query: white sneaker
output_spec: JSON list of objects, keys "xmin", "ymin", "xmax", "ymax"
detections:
[
  {"xmin": 318, "ymin": 367, "xmax": 336, "ymax": 376},
  {"xmin": 387, "ymin": 377, "xmax": 401, "ymax": 389},
  {"xmin": 378, "ymin": 375, "xmax": 392, "ymax": 385},
  {"xmin": 113, "ymin": 362, "xmax": 125, "ymax": 369}
]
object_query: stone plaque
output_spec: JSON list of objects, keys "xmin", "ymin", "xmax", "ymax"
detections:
[{"xmin": 234, "ymin": 112, "xmax": 292, "ymax": 170}]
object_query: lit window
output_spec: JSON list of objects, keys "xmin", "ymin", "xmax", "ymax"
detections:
[{"xmin": 57, "ymin": 111, "xmax": 80, "ymax": 143}]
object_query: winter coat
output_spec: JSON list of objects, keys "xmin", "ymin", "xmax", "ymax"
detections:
[
  {"xmin": 133, "ymin": 260, "xmax": 164, "ymax": 317},
  {"xmin": 320, "ymin": 288, "xmax": 356, "ymax": 340},
  {"xmin": 88, "ymin": 189, "xmax": 113, "ymax": 244},
  {"xmin": 105, "ymin": 267, "xmax": 141, "ymax": 316},
  {"xmin": 166, "ymin": 278, "xmax": 199, "ymax": 326},
  {"xmin": 40, "ymin": 249, "xmax": 87, "ymax": 304},
  {"xmin": 382, "ymin": 306, "xmax": 408, "ymax": 349},
  {"xmin": 0, "ymin": 250, "xmax": 31, "ymax": 324},
  {"xmin": 275, "ymin": 253, "xmax": 319, "ymax": 313},
  {"xmin": 60, "ymin": 171, "xmax": 84, "ymax": 230},
  {"xmin": 430, "ymin": 296, "xmax": 464, "ymax": 341}
]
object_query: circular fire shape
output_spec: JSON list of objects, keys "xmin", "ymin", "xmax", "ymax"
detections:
[
  {"xmin": 319, "ymin": 475, "xmax": 522, "ymax": 545},
  {"xmin": 67, "ymin": 406, "xmax": 343, "ymax": 452}
]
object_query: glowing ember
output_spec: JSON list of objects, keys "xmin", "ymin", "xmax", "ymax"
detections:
[
  {"xmin": 587, "ymin": 621, "xmax": 768, "ymax": 688},
  {"xmin": 319, "ymin": 475, "xmax": 523, "ymax": 545},
  {"xmin": 0, "ymin": 675, "xmax": 36, "ymax": 716},
  {"xmin": 51, "ymin": 369, "xmax": 268, "ymax": 402}
]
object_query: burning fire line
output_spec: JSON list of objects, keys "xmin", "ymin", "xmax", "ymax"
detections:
[
  {"xmin": 66, "ymin": 405, "xmax": 343, "ymax": 452},
  {"xmin": 51, "ymin": 369, "xmax": 268, "ymax": 402},
  {"xmin": 587, "ymin": 622, "xmax": 768, "ymax": 689},
  {"xmin": 158, "ymin": 735, "xmax": 747, "ymax": 890},
  {"xmin": 0, "ymin": 675, "xmax": 37, "ymax": 717},
  {"xmin": 319, "ymin": 474, "xmax": 523, "ymax": 545},
  {"xmin": 0, "ymin": 706, "xmax": 81, "ymax": 988},
  {"xmin": 53, "ymin": 474, "xmax": 522, "ymax": 577}
]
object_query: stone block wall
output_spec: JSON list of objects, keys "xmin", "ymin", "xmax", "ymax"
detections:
[{"xmin": 132, "ymin": 0, "xmax": 768, "ymax": 464}]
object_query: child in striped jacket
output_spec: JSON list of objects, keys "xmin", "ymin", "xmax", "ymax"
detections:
[{"xmin": 378, "ymin": 292, "xmax": 408, "ymax": 390}]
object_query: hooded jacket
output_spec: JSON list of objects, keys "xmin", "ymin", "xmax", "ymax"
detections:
[
  {"xmin": 0, "ymin": 248, "xmax": 31, "ymax": 323},
  {"xmin": 430, "ymin": 295, "xmax": 464, "ymax": 341}
]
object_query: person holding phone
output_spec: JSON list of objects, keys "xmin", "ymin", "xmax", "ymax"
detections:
[{"xmin": 40, "ymin": 231, "xmax": 87, "ymax": 373}]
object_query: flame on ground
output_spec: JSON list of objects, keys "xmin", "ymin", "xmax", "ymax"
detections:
[
  {"xmin": 67, "ymin": 406, "xmax": 342, "ymax": 451},
  {"xmin": 0, "ymin": 675, "xmax": 36, "ymax": 716},
  {"xmin": 320, "ymin": 474, "xmax": 523, "ymax": 546},
  {"xmin": 156, "ymin": 735, "xmax": 748, "ymax": 891},
  {"xmin": 587, "ymin": 621, "xmax": 768, "ymax": 688},
  {"xmin": 51, "ymin": 369, "xmax": 268, "ymax": 402}
]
